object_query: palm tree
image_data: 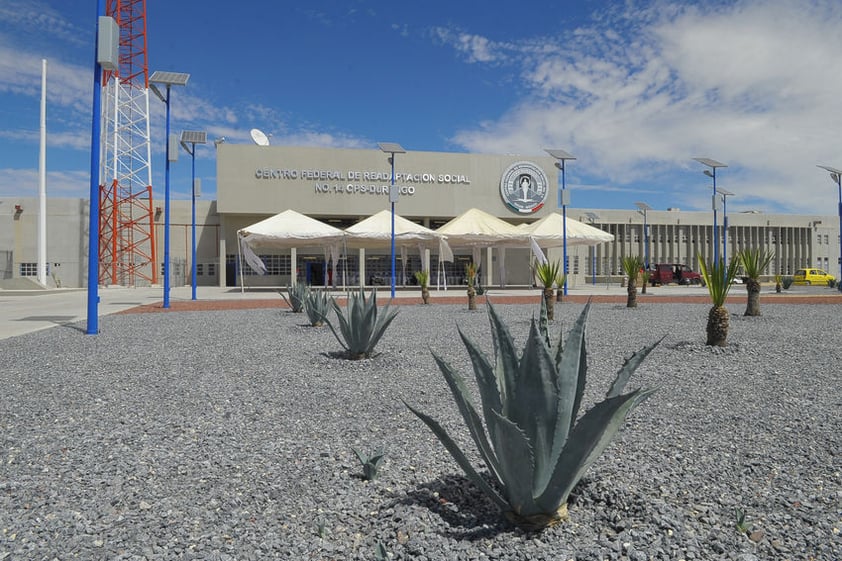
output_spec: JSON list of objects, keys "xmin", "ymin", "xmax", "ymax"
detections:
[
  {"xmin": 555, "ymin": 272, "xmax": 567, "ymax": 302},
  {"xmin": 414, "ymin": 270, "xmax": 430, "ymax": 304},
  {"xmin": 534, "ymin": 259, "xmax": 561, "ymax": 320},
  {"xmin": 737, "ymin": 249, "xmax": 774, "ymax": 316},
  {"xmin": 621, "ymin": 256, "xmax": 643, "ymax": 308},
  {"xmin": 465, "ymin": 262, "xmax": 478, "ymax": 310},
  {"xmin": 697, "ymin": 255, "xmax": 741, "ymax": 346}
]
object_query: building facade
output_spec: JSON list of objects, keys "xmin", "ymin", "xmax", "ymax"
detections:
[{"xmin": 1, "ymin": 145, "xmax": 839, "ymax": 288}]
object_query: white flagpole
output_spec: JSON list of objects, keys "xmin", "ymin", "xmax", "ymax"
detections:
[{"xmin": 38, "ymin": 59, "xmax": 48, "ymax": 287}]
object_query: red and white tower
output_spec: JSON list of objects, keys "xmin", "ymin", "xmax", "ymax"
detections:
[{"xmin": 99, "ymin": 0, "xmax": 157, "ymax": 286}]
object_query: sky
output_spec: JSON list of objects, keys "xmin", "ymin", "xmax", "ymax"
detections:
[{"xmin": 2, "ymin": 0, "xmax": 842, "ymax": 216}]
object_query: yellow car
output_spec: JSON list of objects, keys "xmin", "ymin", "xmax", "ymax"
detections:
[{"xmin": 792, "ymin": 268, "xmax": 835, "ymax": 286}]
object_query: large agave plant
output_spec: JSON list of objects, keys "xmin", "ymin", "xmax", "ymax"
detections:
[
  {"xmin": 325, "ymin": 289, "xmax": 399, "ymax": 359},
  {"xmin": 279, "ymin": 283, "xmax": 309, "ymax": 313},
  {"xmin": 405, "ymin": 299, "xmax": 660, "ymax": 530},
  {"xmin": 304, "ymin": 288, "xmax": 333, "ymax": 327}
]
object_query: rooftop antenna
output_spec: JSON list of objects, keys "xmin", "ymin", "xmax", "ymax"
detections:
[{"xmin": 250, "ymin": 128, "xmax": 270, "ymax": 146}]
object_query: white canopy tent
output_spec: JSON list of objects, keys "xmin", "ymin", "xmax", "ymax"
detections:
[
  {"xmin": 236, "ymin": 209, "xmax": 345, "ymax": 290},
  {"xmin": 435, "ymin": 208, "xmax": 526, "ymax": 288},
  {"xmin": 343, "ymin": 209, "xmax": 451, "ymax": 285},
  {"xmin": 521, "ymin": 212, "xmax": 615, "ymax": 247}
]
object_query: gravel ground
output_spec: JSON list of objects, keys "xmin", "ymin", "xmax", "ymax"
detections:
[{"xmin": 0, "ymin": 301, "xmax": 840, "ymax": 560}]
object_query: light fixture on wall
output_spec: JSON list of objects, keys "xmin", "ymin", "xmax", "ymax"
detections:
[{"xmin": 14, "ymin": 204, "xmax": 23, "ymax": 215}]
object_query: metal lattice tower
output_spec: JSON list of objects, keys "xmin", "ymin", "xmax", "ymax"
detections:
[{"xmin": 99, "ymin": 0, "xmax": 157, "ymax": 286}]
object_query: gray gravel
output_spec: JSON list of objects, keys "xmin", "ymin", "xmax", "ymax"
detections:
[{"xmin": 0, "ymin": 301, "xmax": 840, "ymax": 560}]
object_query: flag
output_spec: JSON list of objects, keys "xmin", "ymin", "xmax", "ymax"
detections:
[
  {"xmin": 530, "ymin": 236, "xmax": 547, "ymax": 265},
  {"xmin": 240, "ymin": 237, "xmax": 267, "ymax": 275},
  {"xmin": 439, "ymin": 237, "xmax": 454, "ymax": 262}
]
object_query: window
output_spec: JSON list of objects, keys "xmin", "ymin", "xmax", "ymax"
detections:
[
  {"xmin": 208, "ymin": 263, "xmax": 216, "ymax": 277},
  {"xmin": 19, "ymin": 263, "xmax": 38, "ymax": 276},
  {"xmin": 197, "ymin": 263, "xmax": 204, "ymax": 276}
]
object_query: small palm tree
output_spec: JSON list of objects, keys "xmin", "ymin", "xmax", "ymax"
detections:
[
  {"xmin": 465, "ymin": 262, "xmax": 478, "ymax": 310},
  {"xmin": 621, "ymin": 256, "xmax": 643, "ymax": 308},
  {"xmin": 697, "ymin": 255, "xmax": 741, "ymax": 346},
  {"xmin": 737, "ymin": 249, "xmax": 774, "ymax": 316},
  {"xmin": 534, "ymin": 259, "xmax": 561, "ymax": 320},
  {"xmin": 555, "ymin": 272, "xmax": 567, "ymax": 302},
  {"xmin": 414, "ymin": 270, "xmax": 430, "ymax": 304}
]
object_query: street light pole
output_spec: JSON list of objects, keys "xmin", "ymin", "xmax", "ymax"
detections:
[
  {"xmin": 693, "ymin": 158, "xmax": 727, "ymax": 265},
  {"xmin": 87, "ymin": 3, "xmax": 105, "ymax": 334},
  {"xmin": 378, "ymin": 142, "xmax": 406, "ymax": 299},
  {"xmin": 718, "ymin": 189, "xmax": 735, "ymax": 268},
  {"xmin": 180, "ymin": 131, "xmax": 207, "ymax": 301},
  {"xmin": 817, "ymin": 165, "xmax": 842, "ymax": 292},
  {"xmin": 585, "ymin": 212, "xmax": 600, "ymax": 285},
  {"xmin": 635, "ymin": 202, "xmax": 652, "ymax": 269},
  {"xmin": 149, "ymin": 71, "xmax": 190, "ymax": 309},
  {"xmin": 546, "ymin": 149, "xmax": 576, "ymax": 295}
]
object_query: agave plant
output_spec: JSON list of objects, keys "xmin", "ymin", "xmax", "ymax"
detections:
[
  {"xmin": 304, "ymin": 288, "xmax": 333, "ymax": 327},
  {"xmin": 404, "ymin": 299, "xmax": 660, "ymax": 530},
  {"xmin": 534, "ymin": 259, "xmax": 561, "ymax": 319},
  {"xmin": 352, "ymin": 446, "xmax": 386, "ymax": 481},
  {"xmin": 736, "ymin": 248, "xmax": 774, "ymax": 316},
  {"xmin": 697, "ymin": 255, "xmax": 741, "ymax": 346},
  {"xmin": 324, "ymin": 289, "xmax": 399, "ymax": 359},
  {"xmin": 279, "ymin": 283, "xmax": 309, "ymax": 313},
  {"xmin": 621, "ymin": 256, "xmax": 644, "ymax": 308}
]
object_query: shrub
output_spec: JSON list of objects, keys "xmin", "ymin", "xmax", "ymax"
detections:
[{"xmin": 404, "ymin": 298, "xmax": 660, "ymax": 530}]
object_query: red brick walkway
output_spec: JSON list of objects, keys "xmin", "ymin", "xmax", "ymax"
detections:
[{"xmin": 119, "ymin": 291, "xmax": 842, "ymax": 313}]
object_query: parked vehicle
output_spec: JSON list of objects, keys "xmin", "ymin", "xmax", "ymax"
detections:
[
  {"xmin": 792, "ymin": 268, "xmax": 835, "ymax": 286},
  {"xmin": 648, "ymin": 263, "xmax": 703, "ymax": 286}
]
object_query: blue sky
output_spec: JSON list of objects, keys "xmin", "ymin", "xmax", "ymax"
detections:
[{"xmin": 2, "ymin": 0, "xmax": 842, "ymax": 215}]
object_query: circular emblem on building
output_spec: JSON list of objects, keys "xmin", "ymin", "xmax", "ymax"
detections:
[{"xmin": 499, "ymin": 161, "xmax": 549, "ymax": 214}]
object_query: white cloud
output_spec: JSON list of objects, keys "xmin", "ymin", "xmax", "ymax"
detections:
[
  {"xmin": 432, "ymin": 26, "xmax": 510, "ymax": 64},
  {"xmin": 0, "ymin": 168, "xmax": 90, "ymax": 198},
  {"xmin": 449, "ymin": 0, "xmax": 842, "ymax": 214}
]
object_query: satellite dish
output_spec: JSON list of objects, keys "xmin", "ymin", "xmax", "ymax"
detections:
[{"xmin": 250, "ymin": 128, "xmax": 270, "ymax": 146}]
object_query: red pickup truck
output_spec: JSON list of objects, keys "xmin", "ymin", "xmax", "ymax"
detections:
[{"xmin": 648, "ymin": 263, "xmax": 703, "ymax": 286}]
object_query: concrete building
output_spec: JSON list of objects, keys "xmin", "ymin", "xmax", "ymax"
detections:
[{"xmin": 1, "ymin": 145, "xmax": 839, "ymax": 288}]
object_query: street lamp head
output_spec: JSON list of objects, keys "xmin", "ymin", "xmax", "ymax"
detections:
[
  {"xmin": 833, "ymin": 173, "xmax": 841, "ymax": 184},
  {"xmin": 179, "ymin": 130, "xmax": 207, "ymax": 155},
  {"xmin": 634, "ymin": 201, "xmax": 652, "ymax": 212},
  {"xmin": 213, "ymin": 137, "xmax": 226, "ymax": 148},
  {"xmin": 148, "ymin": 71, "xmax": 190, "ymax": 102},
  {"xmin": 693, "ymin": 157, "xmax": 727, "ymax": 169},
  {"xmin": 180, "ymin": 130, "xmax": 207, "ymax": 144},
  {"xmin": 544, "ymin": 148, "xmax": 576, "ymax": 161},
  {"xmin": 703, "ymin": 169, "xmax": 714, "ymax": 178},
  {"xmin": 377, "ymin": 142, "xmax": 406, "ymax": 154},
  {"xmin": 149, "ymin": 71, "xmax": 190, "ymax": 86}
]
